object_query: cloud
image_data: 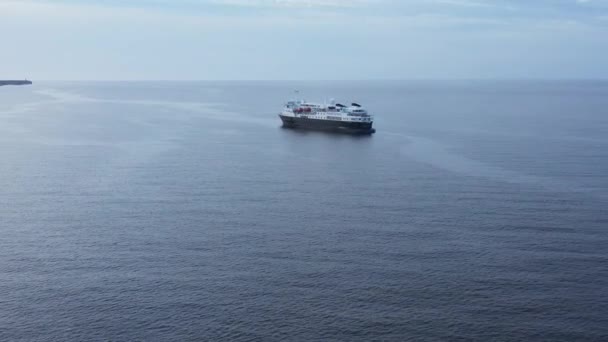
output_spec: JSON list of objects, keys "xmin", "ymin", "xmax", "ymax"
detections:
[
  {"xmin": 1, "ymin": 0, "xmax": 607, "ymax": 80},
  {"xmin": 208, "ymin": 0, "xmax": 374, "ymax": 7},
  {"xmin": 13, "ymin": 0, "xmax": 381, "ymax": 10},
  {"xmin": 429, "ymin": 0, "xmax": 498, "ymax": 8}
]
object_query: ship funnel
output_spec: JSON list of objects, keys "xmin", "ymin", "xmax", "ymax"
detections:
[{"xmin": 351, "ymin": 103, "xmax": 361, "ymax": 107}]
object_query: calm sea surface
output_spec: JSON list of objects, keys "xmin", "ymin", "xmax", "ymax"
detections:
[{"xmin": 1, "ymin": 81, "xmax": 607, "ymax": 341}]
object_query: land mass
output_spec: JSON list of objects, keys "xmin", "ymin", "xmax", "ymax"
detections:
[{"xmin": 0, "ymin": 80, "xmax": 33, "ymax": 86}]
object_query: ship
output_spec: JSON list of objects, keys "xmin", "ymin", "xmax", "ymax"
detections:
[
  {"xmin": 0, "ymin": 79, "xmax": 32, "ymax": 87},
  {"xmin": 279, "ymin": 98, "xmax": 375, "ymax": 134}
]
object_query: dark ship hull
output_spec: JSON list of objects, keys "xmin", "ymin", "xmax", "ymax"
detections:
[
  {"xmin": 0, "ymin": 80, "xmax": 32, "ymax": 87},
  {"xmin": 279, "ymin": 114, "xmax": 375, "ymax": 134}
]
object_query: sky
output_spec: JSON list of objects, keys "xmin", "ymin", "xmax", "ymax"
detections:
[{"xmin": 1, "ymin": 0, "xmax": 607, "ymax": 80}]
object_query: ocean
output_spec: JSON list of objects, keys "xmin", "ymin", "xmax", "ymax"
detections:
[{"xmin": 1, "ymin": 81, "xmax": 607, "ymax": 341}]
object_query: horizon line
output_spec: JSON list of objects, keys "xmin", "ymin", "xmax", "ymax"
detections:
[{"xmin": 21, "ymin": 78, "xmax": 608, "ymax": 83}]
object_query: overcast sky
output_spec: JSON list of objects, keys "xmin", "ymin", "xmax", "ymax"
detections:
[{"xmin": 1, "ymin": 0, "xmax": 607, "ymax": 80}]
